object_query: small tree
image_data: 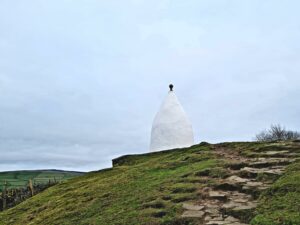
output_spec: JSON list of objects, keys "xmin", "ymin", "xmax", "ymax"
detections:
[{"xmin": 255, "ymin": 124, "xmax": 300, "ymax": 142}]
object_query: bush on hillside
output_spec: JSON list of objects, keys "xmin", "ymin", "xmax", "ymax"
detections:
[{"xmin": 255, "ymin": 124, "xmax": 300, "ymax": 142}]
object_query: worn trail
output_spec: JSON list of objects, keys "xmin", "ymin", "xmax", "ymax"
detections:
[{"xmin": 180, "ymin": 144, "xmax": 299, "ymax": 225}]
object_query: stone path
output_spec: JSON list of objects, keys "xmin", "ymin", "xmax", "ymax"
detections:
[{"xmin": 180, "ymin": 145, "xmax": 299, "ymax": 225}]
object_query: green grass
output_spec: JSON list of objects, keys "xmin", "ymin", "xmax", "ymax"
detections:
[
  {"xmin": 0, "ymin": 144, "xmax": 217, "ymax": 225},
  {"xmin": 0, "ymin": 141, "xmax": 299, "ymax": 225},
  {"xmin": 0, "ymin": 170, "xmax": 84, "ymax": 191}
]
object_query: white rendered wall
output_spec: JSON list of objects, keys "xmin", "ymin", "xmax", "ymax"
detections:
[{"xmin": 150, "ymin": 91, "xmax": 194, "ymax": 152}]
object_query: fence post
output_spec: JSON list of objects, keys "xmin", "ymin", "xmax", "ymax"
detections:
[
  {"xmin": 2, "ymin": 180, "xmax": 7, "ymax": 210},
  {"xmin": 29, "ymin": 179, "xmax": 34, "ymax": 197}
]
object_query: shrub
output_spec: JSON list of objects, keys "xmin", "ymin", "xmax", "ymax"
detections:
[{"xmin": 255, "ymin": 124, "xmax": 300, "ymax": 142}]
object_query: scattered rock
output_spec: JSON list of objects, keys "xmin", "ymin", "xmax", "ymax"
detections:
[
  {"xmin": 206, "ymin": 220, "xmax": 228, "ymax": 225},
  {"xmin": 263, "ymin": 150, "xmax": 289, "ymax": 155},
  {"xmin": 206, "ymin": 202, "xmax": 221, "ymax": 209},
  {"xmin": 209, "ymin": 191, "xmax": 228, "ymax": 201},
  {"xmin": 205, "ymin": 208, "xmax": 219, "ymax": 215},
  {"xmin": 244, "ymin": 181, "xmax": 264, "ymax": 187},
  {"xmin": 226, "ymin": 176, "xmax": 250, "ymax": 183},
  {"xmin": 182, "ymin": 203, "xmax": 204, "ymax": 211},
  {"xmin": 248, "ymin": 158, "xmax": 295, "ymax": 168},
  {"xmin": 222, "ymin": 201, "xmax": 244, "ymax": 209},
  {"xmin": 211, "ymin": 216, "xmax": 224, "ymax": 221},
  {"xmin": 225, "ymin": 216, "xmax": 239, "ymax": 222},
  {"xmin": 232, "ymin": 202, "xmax": 257, "ymax": 211},
  {"xmin": 181, "ymin": 210, "xmax": 205, "ymax": 218},
  {"xmin": 204, "ymin": 215, "xmax": 212, "ymax": 221},
  {"xmin": 241, "ymin": 167, "xmax": 285, "ymax": 175}
]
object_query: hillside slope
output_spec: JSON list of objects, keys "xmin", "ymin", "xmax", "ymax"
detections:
[{"xmin": 0, "ymin": 141, "xmax": 299, "ymax": 225}]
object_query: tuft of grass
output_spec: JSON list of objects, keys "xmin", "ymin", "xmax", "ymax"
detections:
[
  {"xmin": 142, "ymin": 200, "xmax": 166, "ymax": 209},
  {"xmin": 170, "ymin": 183, "xmax": 198, "ymax": 194},
  {"xmin": 195, "ymin": 167, "xmax": 229, "ymax": 179}
]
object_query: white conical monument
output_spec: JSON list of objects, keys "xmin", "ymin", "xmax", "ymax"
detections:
[{"xmin": 150, "ymin": 84, "xmax": 194, "ymax": 152}]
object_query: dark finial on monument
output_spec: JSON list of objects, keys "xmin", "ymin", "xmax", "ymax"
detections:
[{"xmin": 169, "ymin": 84, "xmax": 174, "ymax": 92}]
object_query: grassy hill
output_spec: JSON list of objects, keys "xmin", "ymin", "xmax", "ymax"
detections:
[
  {"xmin": 0, "ymin": 170, "xmax": 84, "ymax": 191},
  {"xmin": 0, "ymin": 141, "xmax": 299, "ymax": 225}
]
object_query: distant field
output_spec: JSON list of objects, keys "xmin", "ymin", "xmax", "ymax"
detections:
[{"xmin": 0, "ymin": 170, "xmax": 84, "ymax": 191}]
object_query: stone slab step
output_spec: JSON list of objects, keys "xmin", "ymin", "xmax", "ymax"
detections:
[
  {"xmin": 182, "ymin": 203, "xmax": 204, "ymax": 211},
  {"xmin": 181, "ymin": 210, "xmax": 205, "ymax": 218},
  {"xmin": 226, "ymin": 176, "xmax": 251, "ymax": 184},
  {"xmin": 240, "ymin": 166, "xmax": 285, "ymax": 176},
  {"xmin": 248, "ymin": 158, "xmax": 296, "ymax": 168},
  {"xmin": 208, "ymin": 191, "xmax": 228, "ymax": 201}
]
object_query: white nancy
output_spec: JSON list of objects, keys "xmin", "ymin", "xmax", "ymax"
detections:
[{"xmin": 150, "ymin": 86, "xmax": 194, "ymax": 152}]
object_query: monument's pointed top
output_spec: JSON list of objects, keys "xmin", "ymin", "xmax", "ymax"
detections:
[{"xmin": 150, "ymin": 84, "xmax": 194, "ymax": 152}]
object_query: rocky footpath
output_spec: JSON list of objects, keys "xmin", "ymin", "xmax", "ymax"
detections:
[{"xmin": 180, "ymin": 143, "xmax": 299, "ymax": 225}]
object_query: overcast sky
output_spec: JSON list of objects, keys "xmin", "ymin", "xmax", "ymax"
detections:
[{"xmin": 0, "ymin": 0, "xmax": 299, "ymax": 172}]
